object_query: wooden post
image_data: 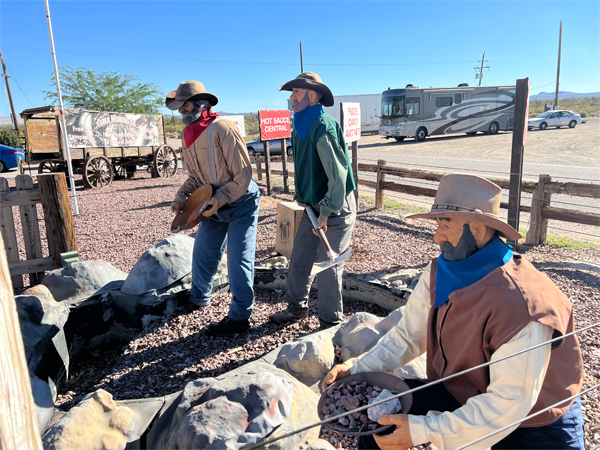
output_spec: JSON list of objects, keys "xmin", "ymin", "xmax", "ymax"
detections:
[
  {"xmin": 255, "ymin": 156, "xmax": 263, "ymax": 181},
  {"xmin": 280, "ymin": 138, "xmax": 289, "ymax": 194},
  {"xmin": 375, "ymin": 159, "xmax": 386, "ymax": 209},
  {"xmin": 0, "ymin": 177, "xmax": 23, "ymax": 288},
  {"xmin": 352, "ymin": 141, "xmax": 359, "ymax": 204},
  {"xmin": 264, "ymin": 141, "xmax": 272, "ymax": 196},
  {"xmin": 507, "ymin": 77, "xmax": 529, "ymax": 245},
  {"xmin": 526, "ymin": 174, "xmax": 552, "ymax": 245},
  {"xmin": 37, "ymin": 173, "xmax": 78, "ymax": 268},
  {"xmin": 16, "ymin": 175, "xmax": 44, "ymax": 284},
  {"xmin": 0, "ymin": 234, "xmax": 43, "ymax": 450}
]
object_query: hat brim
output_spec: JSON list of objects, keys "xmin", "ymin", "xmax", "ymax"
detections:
[
  {"xmin": 165, "ymin": 91, "xmax": 219, "ymax": 110},
  {"xmin": 279, "ymin": 79, "xmax": 334, "ymax": 107},
  {"xmin": 405, "ymin": 210, "xmax": 522, "ymax": 241}
]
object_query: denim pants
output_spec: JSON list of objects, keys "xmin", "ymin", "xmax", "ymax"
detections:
[
  {"xmin": 358, "ymin": 380, "xmax": 585, "ymax": 450},
  {"xmin": 285, "ymin": 192, "xmax": 356, "ymax": 326},
  {"xmin": 190, "ymin": 180, "xmax": 260, "ymax": 321}
]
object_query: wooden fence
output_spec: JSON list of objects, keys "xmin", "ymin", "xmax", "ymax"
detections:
[{"xmin": 0, "ymin": 173, "xmax": 78, "ymax": 288}]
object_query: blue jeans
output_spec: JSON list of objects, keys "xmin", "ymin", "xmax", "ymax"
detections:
[
  {"xmin": 190, "ymin": 181, "xmax": 260, "ymax": 321},
  {"xmin": 358, "ymin": 380, "xmax": 585, "ymax": 450}
]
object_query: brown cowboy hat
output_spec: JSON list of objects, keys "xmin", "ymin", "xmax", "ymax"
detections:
[
  {"xmin": 279, "ymin": 72, "xmax": 334, "ymax": 107},
  {"xmin": 405, "ymin": 174, "xmax": 522, "ymax": 240},
  {"xmin": 170, "ymin": 184, "xmax": 213, "ymax": 233},
  {"xmin": 165, "ymin": 80, "xmax": 218, "ymax": 111}
]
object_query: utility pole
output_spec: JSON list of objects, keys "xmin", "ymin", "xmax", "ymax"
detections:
[
  {"xmin": 0, "ymin": 50, "xmax": 20, "ymax": 133},
  {"xmin": 299, "ymin": 41, "xmax": 304, "ymax": 73},
  {"xmin": 554, "ymin": 20, "xmax": 562, "ymax": 108},
  {"xmin": 474, "ymin": 51, "xmax": 490, "ymax": 86}
]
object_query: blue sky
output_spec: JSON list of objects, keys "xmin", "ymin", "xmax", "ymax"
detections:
[{"xmin": 1, "ymin": 1, "xmax": 599, "ymax": 117}]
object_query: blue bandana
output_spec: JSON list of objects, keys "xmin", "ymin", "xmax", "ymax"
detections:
[
  {"xmin": 435, "ymin": 235, "xmax": 513, "ymax": 308},
  {"xmin": 293, "ymin": 104, "xmax": 324, "ymax": 140}
]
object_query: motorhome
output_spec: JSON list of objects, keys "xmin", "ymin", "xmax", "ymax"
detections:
[{"xmin": 379, "ymin": 84, "xmax": 516, "ymax": 142}]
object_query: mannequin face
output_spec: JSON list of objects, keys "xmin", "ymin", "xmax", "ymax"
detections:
[
  {"xmin": 434, "ymin": 217, "xmax": 495, "ymax": 261},
  {"xmin": 178, "ymin": 101, "xmax": 194, "ymax": 116},
  {"xmin": 289, "ymin": 88, "xmax": 321, "ymax": 113}
]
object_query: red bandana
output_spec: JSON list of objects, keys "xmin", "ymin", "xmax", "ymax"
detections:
[{"xmin": 183, "ymin": 108, "xmax": 219, "ymax": 148}]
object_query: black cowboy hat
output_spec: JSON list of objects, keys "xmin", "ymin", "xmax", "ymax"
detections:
[
  {"xmin": 165, "ymin": 80, "xmax": 218, "ymax": 111},
  {"xmin": 279, "ymin": 72, "xmax": 334, "ymax": 107}
]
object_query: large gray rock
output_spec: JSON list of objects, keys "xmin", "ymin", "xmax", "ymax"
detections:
[
  {"xmin": 30, "ymin": 371, "xmax": 55, "ymax": 436},
  {"xmin": 333, "ymin": 312, "xmax": 382, "ymax": 361},
  {"xmin": 42, "ymin": 260, "xmax": 127, "ymax": 305},
  {"xmin": 275, "ymin": 332, "xmax": 335, "ymax": 384},
  {"xmin": 121, "ymin": 235, "xmax": 195, "ymax": 296}
]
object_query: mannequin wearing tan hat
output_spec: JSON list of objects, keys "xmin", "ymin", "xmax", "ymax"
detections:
[
  {"xmin": 166, "ymin": 80, "xmax": 260, "ymax": 337},
  {"xmin": 270, "ymin": 73, "xmax": 357, "ymax": 329},
  {"xmin": 324, "ymin": 175, "xmax": 584, "ymax": 450}
]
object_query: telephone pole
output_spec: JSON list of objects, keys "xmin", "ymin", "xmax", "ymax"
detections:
[
  {"xmin": 0, "ymin": 50, "xmax": 20, "ymax": 133},
  {"xmin": 554, "ymin": 21, "xmax": 562, "ymax": 108},
  {"xmin": 474, "ymin": 52, "xmax": 490, "ymax": 86},
  {"xmin": 299, "ymin": 41, "xmax": 304, "ymax": 73}
]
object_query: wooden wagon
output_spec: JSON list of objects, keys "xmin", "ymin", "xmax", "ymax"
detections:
[{"xmin": 19, "ymin": 106, "xmax": 178, "ymax": 189}]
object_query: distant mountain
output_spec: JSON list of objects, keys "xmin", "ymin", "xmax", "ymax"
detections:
[
  {"xmin": 0, "ymin": 116, "xmax": 24, "ymax": 127},
  {"xmin": 530, "ymin": 91, "xmax": 600, "ymax": 100}
]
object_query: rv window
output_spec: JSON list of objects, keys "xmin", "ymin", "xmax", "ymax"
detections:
[
  {"xmin": 455, "ymin": 94, "xmax": 462, "ymax": 104},
  {"xmin": 406, "ymin": 98, "xmax": 420, "ymax": 116},
  {"xmin": 436, "ymin": 97, "xmax": 453, "ymax": 107}
]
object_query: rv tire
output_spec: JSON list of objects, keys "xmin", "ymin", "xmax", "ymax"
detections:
[
  {"xmin": 394, "ymin": 137, "xmax": 405, "ymax": 142},
  {"xmin": 415, "ymin": 127, "xmax": 427, "ymax": 142},
  {"xmin": 487, "ymin": 122, "xmax": 499, "ymax": 135}
]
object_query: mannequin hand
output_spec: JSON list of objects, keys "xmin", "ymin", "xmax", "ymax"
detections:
[
  {"xmin": 321, "ymin": 364, "xmax": 350, "ymax": 392},
  {"xmin": 312, "ymin": 214, "xmax": 328, "ymax": 235},
  {"xmin": 171, "ymin": 201, "xmax": 183, "ymax": 214},
  {"xmin": 202, "ymin": 198, "xmax": 219, "ymax": 217},
  {"xmin": 373, "ymin": 414, "xmax": 413, "ymax": 450}
]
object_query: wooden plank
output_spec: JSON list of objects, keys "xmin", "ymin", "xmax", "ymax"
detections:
[
  {"xmin": 37, "ymin": 174, "xmax": 78, "ymax": 268},
  {"xmin": 352, "ymin": 141, "xmax": 359, "ymax": 204},
  {"xmin": 544, "ymin": 182, "xmax": 600, "ymax": 199},
  {"xmin": 358, "ymin": 162, "xmax": 378, "ymax": 173},
  {"xmin": 104, "ymin": 147, "xmax": 121, "ymax": 158},
  {"xmin": 272, "ymin": 169, "xmax": 295, "ymax": 178},
  {"xmin": 8, "ymin": 257, "xmax": 55, "ymax": 276},
  {"xmin": 123, "ymin": 147, "xmax": 138, "ymax": 157},
  {"xmin": 139, "ymin": 146, "xmax": 153, "ymax": 157},
  {"xmin": 0, "ymin": 189, "xmax": 42, "ymax": 207},
  {"xmin": 15, "ymin": 175, "xmax": 44, "ymax": 284},
  {"xmin": 380, "ymin": 181, "xmax": 437, "ymax": 198},
  {"xmin": 526, "ymin": 175, "xmax": 552, "ymax": 245},
  {"xmin": 358, "ymin": 179, "xmax": 377, "ymax": 189},
  {"xmin": 0, "ymin": 234, "xmax": 43, "ymax": 450},
  {"xmin": 280, "ymin": 139, "xmax": 288, "ymax": 194},
  {"xmin": 375, "ymin": 160, "xmax": 386, "ymax": 209},
  {"xmin": 0, "ymin": 178, "xmax": 23, "ymax": 288},
  {"xmin": 264, "ymin": 141, "xmax": 271, "ymax": 196},
  {"xmin": 542, "ymin": 206, "xmax": 600, "ymax": 227},
  {"xmin": 69, "ymin": 148, "xmax": 84, "ymax": 160},
  {"xmin": 86, "ymin": 147, "xmax": 104, "ymax": 156}
]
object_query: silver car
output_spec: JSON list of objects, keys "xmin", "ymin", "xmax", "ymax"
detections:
[
  {"xmin": 528, "ymin": 110, "xmax": 582, "ymax": 130},
  {"xmin": 246, "ymin": 138, "xmax": 292, "ymax": 158}
]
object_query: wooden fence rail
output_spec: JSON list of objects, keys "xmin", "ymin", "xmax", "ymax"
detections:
[{"xmin": 0, "ymin": 173, "xmax": 78, "ymax": 288}]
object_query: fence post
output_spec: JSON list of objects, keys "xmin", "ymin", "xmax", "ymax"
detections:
[
  {"xmin": 37, "ymin": 173, "xmax": 78, "ymax": 268},
  {"xmin": 0, "ymin": 234, "xmax": 43, "ymax": 450},
  {"xmin": 0, "ymin": 177, "xmax": 23, "ymax": 288},
  {"xmin": 255, "ymin": 157, "xmax": 263, "ymax": 181},
  {"xmin": 264, "ymin": 141, "xmax": 272, "ymax": 196},
  {"xmin": 352, "ymin": 141, "xmax": 359, "ymax": 205},
  {"xmin": 16, "ymin": 175, "xmax": 44, "ymax": 284},
  {"xmin": 375, "ymin": 159, "xmax": 386, "ymax": 209},
  {"xmin": 280, "ymin": 138, "xmax": 289, "ymax": 194},
  {"xmin": 525, "ymin": 174, "xmax": 552, "ymax": 245}
]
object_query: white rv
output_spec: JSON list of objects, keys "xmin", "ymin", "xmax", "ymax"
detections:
[
  {"xmin": 323, "ymin": 93, "xmax": 382, "ymax": 133},
  {"xmin": 379, "ymin": 84, "xmax": 516, "ymax": 142}
]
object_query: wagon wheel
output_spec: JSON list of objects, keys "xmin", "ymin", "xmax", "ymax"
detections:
[
  {"xmin": 153, "ymin": 145, "xmax": 178, "ymax": 178},
  {"xmin": 83, "ymin": 155, "xmax": 114, "ymax": 189},
  {"xmin": 38, "ymin": 160, "xmax": 65, "ymax": 174}
]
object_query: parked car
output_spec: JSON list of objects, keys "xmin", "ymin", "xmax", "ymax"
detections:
[
  {"xmin": 246, "ymin": 138, "xmax": 292, "ymax": 158},
  {"xmin": 528, "ymin": 110, "xmax": 582, "ymax": 131},
  {"xmin": 0, "ymin": 144, "xmax": 24, "ymax": 172}
]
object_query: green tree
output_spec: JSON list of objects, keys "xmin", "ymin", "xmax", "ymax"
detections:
[
  {"xmin": 0, "ymin": 127, "xmax": 22, "ymax": 148},
  {"xmin": 44, "ymin": 66, "xmax": 164, "ymax": 114}
]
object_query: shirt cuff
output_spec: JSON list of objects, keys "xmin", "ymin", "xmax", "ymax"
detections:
[
  {"xmin": 408, "ymin": 415, "xmax": 430, "ymax": 446},
  {"xmin": 319, "ymin": 204, "xmax": 335, "ymax": 217}
]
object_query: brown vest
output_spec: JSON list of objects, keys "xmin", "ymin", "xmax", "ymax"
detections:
[{"xmin": 427, "ymin": 255, "xmax": 583, "ymax": 427}]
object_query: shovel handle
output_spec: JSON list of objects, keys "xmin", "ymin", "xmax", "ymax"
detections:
[{"xmin": 306, "ymin": 206, "xmax": 335, "ymax": 256}]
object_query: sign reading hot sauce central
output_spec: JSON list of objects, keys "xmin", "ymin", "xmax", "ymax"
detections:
[{"xmin": 258, "ymin": 110, "xmax": 291, "ymax": 141}]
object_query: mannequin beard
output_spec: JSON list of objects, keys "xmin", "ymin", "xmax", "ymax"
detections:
[
  {"xmin": 292, "ymin": 91, "xmax": 311, "ymax": 113},
  {"xmin": 182, "ymin": 101, "xmax": 207, "ymax": 126},
  {"xmin": 440, "ymin": 224, "xmax": 479, "ymax": 261}
]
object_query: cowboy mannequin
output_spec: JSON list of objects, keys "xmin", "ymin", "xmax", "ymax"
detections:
[
  {"xmin": 270, "ymin": 72, "xmax": 356, "ymax": 329},
  {"xmin": 166, "ymin": 80, "xmax": 260, "ymax": 337},
  {"xmin": 324, "ymin": 174, "xmax": 584, "ymax": 450}
]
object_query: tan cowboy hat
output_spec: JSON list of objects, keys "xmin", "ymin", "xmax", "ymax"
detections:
[
  {"xmin": 165, "ymin": 80, "xmax": 218, "ymax": 110},
  {"xmin": 279, "ymin": 72, "xmax": 334, "ymax": 107},
  {"xmin": 405, "ymin": 174, "xmax": 522, "ymax": 240},
  {"xmin": 170, "ymin": 185, "xmax": 213, "ymax": 233}
]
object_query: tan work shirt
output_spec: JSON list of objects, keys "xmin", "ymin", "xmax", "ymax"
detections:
[{"xmin": 174, "ymin": 118, "xmax": 252, "ymax": 208}]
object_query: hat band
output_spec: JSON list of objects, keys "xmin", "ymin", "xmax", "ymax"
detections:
[{"xmin": 431, "ymin": 203, "xmax": 498, "ymax": 218}]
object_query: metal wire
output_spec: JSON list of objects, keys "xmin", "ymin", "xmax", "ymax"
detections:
[{"xmin": 240, "ymin": 322, "xmax": 599, "ymax": 450}]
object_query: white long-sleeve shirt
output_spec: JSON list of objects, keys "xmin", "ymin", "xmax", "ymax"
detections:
[{"xmin": 345, "ymin": 263, "xmax": 553, "ymax": 450}]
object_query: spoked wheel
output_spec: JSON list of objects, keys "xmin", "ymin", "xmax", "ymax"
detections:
[
  {"xmin": 38, "ymin": 160, "xmax": 65, "ymax": 174},
  {"xmin": 83, "ymin": 155, "xmax": 113, "ymax": 189},
  {"xmin": 154, "ymin": 145, "xmax": 178, "ymax": 178}
]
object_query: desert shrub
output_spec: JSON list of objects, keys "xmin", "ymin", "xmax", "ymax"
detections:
[{"xmin": 0, "ymin": 127, "xmax": 22, "ymax": 148}]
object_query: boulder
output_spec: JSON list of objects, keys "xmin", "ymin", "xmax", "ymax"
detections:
[
  {"xmin": 30, "ymin": 371, "xmax": 55, "ymax": 436},
  {"xmin": 121, "ymin": 235, "xmax": 195, "ymax": 296},
  {"xmin": 274, "ymin": 332, "xmax": 335, "ymax": 384},
  {"xmin": 42, "ymin": 389, "xmax": 135, "ymax": 450},
  {"xmin": 42, "ymin": 260, "xmax": 127, "ymax": 306},
  {"xmin": 333, "ymin": 312, "xmax": 382, "ymax": 361},
  {"xmin": 307, "ymin": 439, "xmax": 336, "ymax": 450}
]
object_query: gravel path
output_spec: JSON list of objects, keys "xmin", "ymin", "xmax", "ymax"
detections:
[{"xmin": 7, "ymin": 172, "xmax": 599, "ymax": 449}]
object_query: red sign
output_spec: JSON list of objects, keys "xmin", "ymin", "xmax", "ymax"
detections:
[{"xmin": 259, "ymin": 110, "xmax": 291, "ymax": 140}]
